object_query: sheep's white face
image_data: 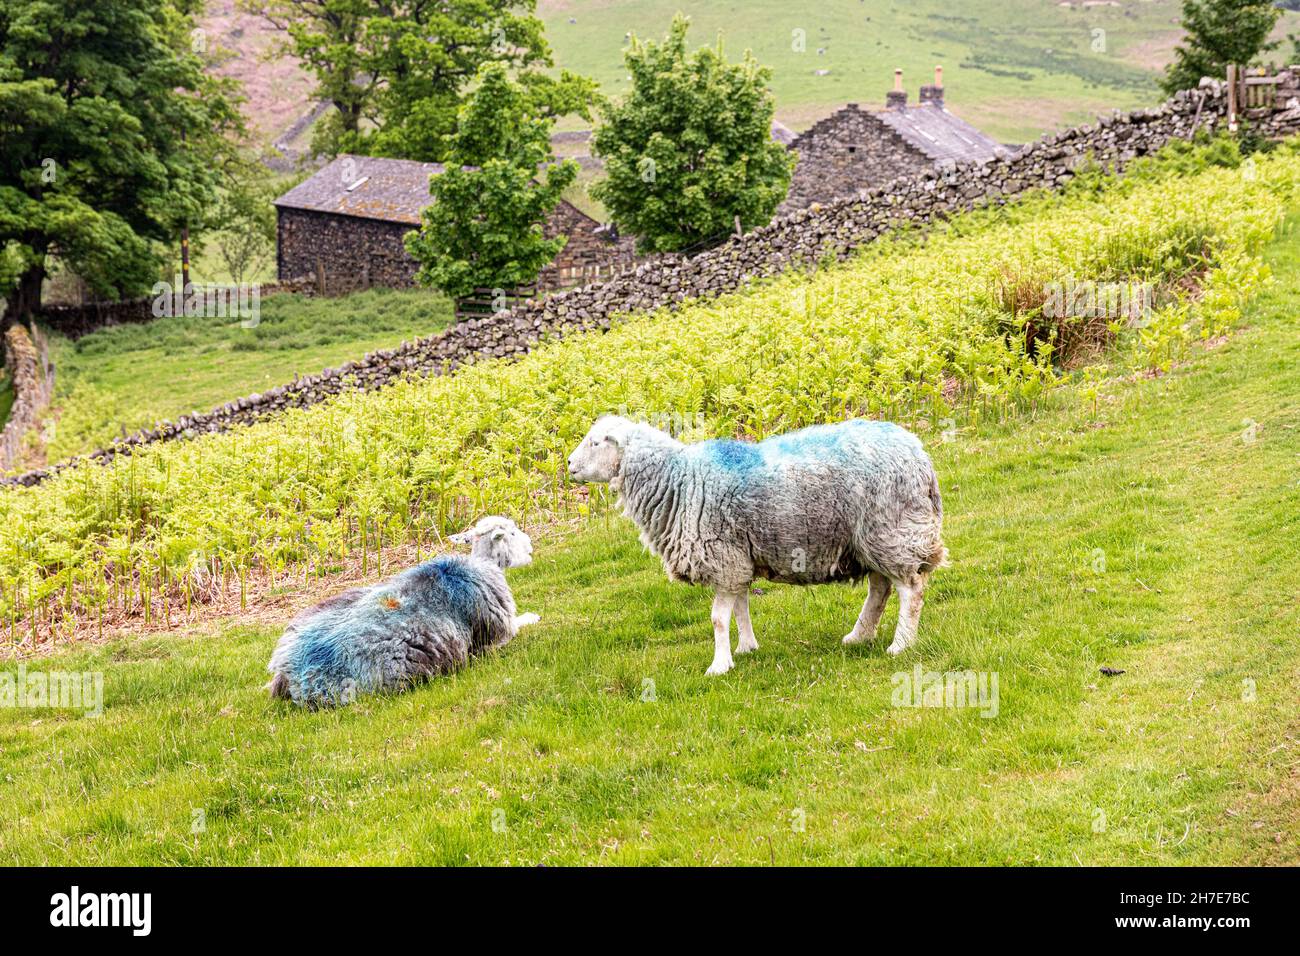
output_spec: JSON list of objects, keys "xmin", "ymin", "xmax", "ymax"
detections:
[
  {"xmin": 567, "ymin": 415, "xmax": 631, "ymax": 483},
  {"xmin": 450, "ymin": 516, "xmax": 533, "ymax": 569}
]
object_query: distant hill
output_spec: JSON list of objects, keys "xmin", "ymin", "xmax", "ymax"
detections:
[
  {"xmin": 201, "ymin": 0, "xmax": 317, "ymax": 150},
  {"xmin": 538, "ymin": 0, "xmax": 1189, "ymax": 143},
  {"xmin": 203, "ymin": 0, "xmax": 1296, "ymax": 151}
]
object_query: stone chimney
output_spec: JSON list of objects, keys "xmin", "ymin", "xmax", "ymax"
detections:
[
  {"xmin": 886, "ymin": 68, "xmax": 907, "ymax": 109},
  {"xmin": 919, "ymin": 65, "xmax": 944, "ymax": 108}
]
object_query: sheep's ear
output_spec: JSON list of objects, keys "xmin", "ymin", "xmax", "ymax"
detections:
[
  {"xmin": 449, "ymin": 530, "xmax": 476, "ymax": 545},
  {"xmin": 603, "ymin": 419, "xmax": 633, "ymax": 447},
  {"xmin": 490, "ymin": 529, "xmax": 507, "ymax": 542}
]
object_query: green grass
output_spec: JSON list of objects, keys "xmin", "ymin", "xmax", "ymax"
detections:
[
  {"xmin": 3, "ymin": 217, "xmax": 1298, "ymax": 865},
  {"xmin": 540, "ymin": 0, "xmax": 1299, "ymax": 143},
  {"xmin": 38, "ymin": 287, "xmax": 454, "ymax": 463}
]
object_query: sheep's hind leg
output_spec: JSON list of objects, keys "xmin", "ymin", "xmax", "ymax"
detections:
[
  {"xmin": 843, "ymin": 571, "xmax": 892, "ymax": 646},
  {"xmin": 886, "ymin": 577, "xmax": 925, "ymax": 656},
  {"xmin": 734, "ymin": 590, "xmax": 758, "ymax": 655},
  {"xmin": 706, "ymin": 590, "xmax": 739, "ymax": 675}
]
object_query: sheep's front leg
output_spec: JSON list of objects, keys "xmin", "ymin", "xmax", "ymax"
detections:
[
  {"xmin": 706, "ymin": 590, "xmax": 739, "ymax": 675},
  {"xmin": 843, "ymin": 572, "xmax": 892, "ymax": 645},
  {"xmin": 734, "ymin": 590, "xmax": 758, "ymax": 655},
  {"xmin": 493, "ymin": 613, "xmax": 540, "ymax": 648},
  {"xmin": 886, "ymin": 580, "xmax": 925, "ymax": 656}
]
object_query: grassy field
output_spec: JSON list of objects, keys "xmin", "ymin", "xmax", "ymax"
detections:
[
  {"xmin": 539, "ymin": 0, "xmax": 1221, "ymax": 143},
  {"xmin": 2, "ymin": 212, "xmax": 1297, "ymax": 865},
  {"xmin": 35, "ymin": 288, "xmax": 453, "ymax": 465}
]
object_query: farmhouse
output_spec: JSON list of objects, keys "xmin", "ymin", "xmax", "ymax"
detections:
[
  {"xmin": 777, "ymin": 68, "xmax": 1010, "ymax": 214},
  {"xmin": 273, "ymin": 155, "xmax": 636, "ymax": 292}
]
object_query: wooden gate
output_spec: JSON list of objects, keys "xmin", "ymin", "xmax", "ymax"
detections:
[
  {"xmin": 453, "ymin": 286, "xmax": 537, "ymax": 322},
  {"xmin": 1227, "ymin": 65, "xmax": 1298, "ymax": 130}
]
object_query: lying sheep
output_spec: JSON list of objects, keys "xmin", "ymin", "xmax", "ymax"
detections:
[
  {"xmin": 568, "ymin": 416, "xmax": 947, "ymax": 675},
  {"xmin": 266, "ymin": 516, "xmax": 539, "ymax": 707}
]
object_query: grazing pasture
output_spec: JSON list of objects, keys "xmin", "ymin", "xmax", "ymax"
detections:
[
  {"xmin": 2, "ymin": 137, "xmax": 1299, "ymax": 863},
  {"xmin": 36, "ymin": 288, "xmax": 454, "ymax": 464},
  {"xmin": 2, "ymin": 214, "xmax": 1298, "ymax": 863}
]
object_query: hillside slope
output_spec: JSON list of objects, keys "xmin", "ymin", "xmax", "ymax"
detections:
[
  {"xmin": 1, "ymin": 210, "xmax": 1297, "ymax": 865},
  {"xmin": 540, "ymin": 0, "xmax": 1193, "ymax": 142},
  {"xmin": 0, "ymin": 143, "xmax": 1289, "ymax": 629},
  {"xmin": 207, "ymin": 0, "xmax": 1281, "ymax": 148}
]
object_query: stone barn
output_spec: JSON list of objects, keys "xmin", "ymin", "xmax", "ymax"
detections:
[
  {"xmin": 778, "ymin": 68, "xmax": 1010, "ymax": 215},
  {"xmin": 274, "ymin": 154, "xmax": 636, "ymax": 292}
]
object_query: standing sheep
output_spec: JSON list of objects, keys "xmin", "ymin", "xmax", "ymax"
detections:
[
  {"xmin": 266, "ymin": 516, "xmax": 540, "ymax": 707},
  {"xmin": 567, "ymin": 416, "xmax": 947, "ymax": 675}
]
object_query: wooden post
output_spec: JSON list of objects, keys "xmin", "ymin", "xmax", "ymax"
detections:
[
  {"xmin": 1227, "ymin": 64, "xmax": 1239, "ymax": 133},
  {"xmin": 315, "ymin": 258, "xmax": 327, "ymax": 296},
  {"xmin": 180, "ymin": 128, "xmax": 190, "ymax": 291}
]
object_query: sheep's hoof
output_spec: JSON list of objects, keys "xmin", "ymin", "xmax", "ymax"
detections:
[
  {"xmin": 886, "ymin": 640, "xmax": 910, "ymax": 656},
  {"xmin": 705, "ymin": 658, "xmax": 734, "ymax": 676},
  {"xmin": 735, "ymin": 639, "xmax": 758, "ymax": 655},
  {"xmin": 841, "ymin": 630, "xmax": 871, "ymax": 646}
]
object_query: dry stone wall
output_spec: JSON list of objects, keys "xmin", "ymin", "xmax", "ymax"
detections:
[
  {"xmin": 9, "ymin": 77, "xmax": 1300, "ymax": 488},
  {"xmin": 39, "ymin": 278, "xmax": 319, "ymax": 341},
  {"xmin": 1, "ymin": 325, "xmax": 54, "ymax": 471}
]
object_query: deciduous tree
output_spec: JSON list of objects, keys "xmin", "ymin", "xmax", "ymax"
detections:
[
  {"xmin": 590, "ymin": 15, "xmax": 794, "ymax": 254},
  {"xmin": 404, "ymin": 63, "xmax": 576, "ymax": 301},
  {"xmin": 0, "ymin": 0, "xmax": 241, "ymax": 323},
  {"xmin": 246, "ymin": 0, "xmax": 594, "ymax": 161},
  {"xmin": 1162, "ymin": 0, "xmax": 1281, "ymax": 94},
  {"xmin": 209, "ymin": 159, "xmax": 279, "ymax": 285}
]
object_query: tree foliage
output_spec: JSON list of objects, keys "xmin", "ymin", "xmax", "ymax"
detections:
[
  {"xmin": 404, "ymin": 63, "xmax": 577, "ymax": 300},
  {"xmin": 590, "ymin": 15, "xmax": 794, "ymax": 254},
  {"xmin": 246, "ymin": 0, "xmax": 596, "ymax": 161},
  {"xmin": 0, "ymin": 0, "xmax": 242, "ymax": 322},
  {"xmin": 209, "ymin": 158, "xmax": 279, "ymax": 285},
  {"xmin": 1162, "ymin": 0, "xmax": 1281, "ymax": 93}
]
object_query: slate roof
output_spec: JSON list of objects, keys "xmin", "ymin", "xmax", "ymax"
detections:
[
  {"xmin": 273, "ymin": 155, "xmax": 443, "ymax": 226},
  {"xmin": 769, "ymin": 120, "xmax": 797, "ymax": 146},
  {"xmin": 874, "ymin": 105, "xmax": 1007, "ymax": 164}
]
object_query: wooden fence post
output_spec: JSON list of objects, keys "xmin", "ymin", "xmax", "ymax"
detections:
[{"xmin": 1227, "ymin": 63, "xmax": 1239, "ymax": 133}]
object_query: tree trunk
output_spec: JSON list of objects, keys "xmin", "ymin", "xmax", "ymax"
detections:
[
  {"xmin": 2, "ymin": 263, "xmax": 45, "ymax": 331},
  {"xmin": 337, "ymin": 97, "xmax": 363, "ymax": 137}
]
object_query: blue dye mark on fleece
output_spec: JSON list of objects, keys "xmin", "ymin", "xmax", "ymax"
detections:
[
  {"xmin": 279, "ymin": 555, "xmax": 487, "ymax": 702},
  {"xmin": 761, "ymin": 419, "xmax": 912, "ymax": 460},
  {"xmin": 694, "ymin": 420, "xmax": 915, "ymax": 475},
  {"xmin": 408, "ymin": 557, "xmax": 478, "ymax": 619},
  {"xmin": 300, "ymin": 633, "xmax": 343, "ymax": 673},
  {"xmin": 699, "ymin": 438, "xmax": 763, "ymax": 473}
]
